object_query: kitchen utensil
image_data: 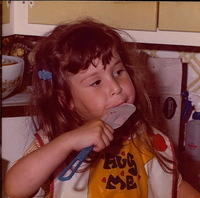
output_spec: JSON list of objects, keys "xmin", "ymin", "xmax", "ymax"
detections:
[{"xmin": 58, "ymin": 103, "xmax": 136, "ymax": 181}]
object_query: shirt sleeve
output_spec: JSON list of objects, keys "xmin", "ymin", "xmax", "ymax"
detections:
[
  {"xmin": 8, "ymin": 131, "xmax": 52, "ymax": 198},
  {"xmin": 146, "ymin": 128, "xmax": 182, "ymax": 198},
  {"xmin": 26, "ymin": 132, "xmax": 53, "ymax": 198}
]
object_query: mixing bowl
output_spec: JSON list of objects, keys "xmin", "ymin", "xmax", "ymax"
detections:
[{"xmin": 2, "ymin": 55, "xmax": 24, "ymax": 98}]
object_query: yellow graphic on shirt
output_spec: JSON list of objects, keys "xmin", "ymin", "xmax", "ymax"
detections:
[{"xmin": 88, "ymin": 138, "xmax": 154, "ymax": 198}]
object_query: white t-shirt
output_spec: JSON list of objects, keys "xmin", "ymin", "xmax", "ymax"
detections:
[{"xmin": 24, "ymin": 129, "xmax": 182, "ymax": 198}]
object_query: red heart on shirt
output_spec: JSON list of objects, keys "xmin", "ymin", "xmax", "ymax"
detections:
[{"xmin": 101, "ymin": 177, "xmax": 106, "ymax": 183}]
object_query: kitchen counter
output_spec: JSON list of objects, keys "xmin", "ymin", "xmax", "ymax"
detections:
[
  {"xmin": 2, "ymin": 86, "xmax": 31, "ymax": 117},
  {"xmin": 2, "ymin": 88, "xmax": 31, "ymax": 107}
]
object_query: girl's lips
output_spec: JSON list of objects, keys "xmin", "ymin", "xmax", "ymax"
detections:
[
  {"xmin": 108, "ymin": 101, "xmax": 127, "ymax": 109},
  {"xmin": 106, "ymin": 97, "xmax": 129, "ymax": 110},
  {"xmin": 113, "ymin": 102, "xmax": 125, "ymax": 108}
]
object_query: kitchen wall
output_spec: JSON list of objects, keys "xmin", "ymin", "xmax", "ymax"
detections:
[
  {"xmin": 2, "ymin": 1, "xmax": 200, "ymax": 93},
  {"xmin": 2, "ymin": 35, "xmax": 200, "ymax": 96},
  {"xmin": 2, "ymin": 0, "xmax": 200, "ymax": 156},
  {"xmin": 2, "ymin": 3, "xmax": 200, "ymax": 133}
]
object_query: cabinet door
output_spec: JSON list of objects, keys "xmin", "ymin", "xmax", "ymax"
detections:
[
  {"xmin": 28, "ymin": 1, "xmax": 158, "ymax": 31},
  {"xmin": 2, "ymin": 1, "xmax": 10, "ymax": 24},
  {"xmin": 158, "ymin": 2, "xmax": 200, "ymax": 32}
]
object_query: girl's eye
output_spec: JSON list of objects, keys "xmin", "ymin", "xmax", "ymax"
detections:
[
  {"xmin": 114, "ymin": 69, "xmax": 125, "ymax": 76},
  {"xmin": 90, "ymin": 80, "xmax": 101, "ymax": 87}
]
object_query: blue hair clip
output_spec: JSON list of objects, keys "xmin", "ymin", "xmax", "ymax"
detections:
[{"xmin": 38, "ymin": 69, "xmax": 52, "ymax": 80}]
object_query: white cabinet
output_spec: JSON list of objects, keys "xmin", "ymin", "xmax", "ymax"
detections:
[
  {"xmin": 2, "ymin": 116, "xmax": 35, "ymax": 198},
  {"xmin": 2, "ymin": 116, "xmax": 35, "ymax": 162}
]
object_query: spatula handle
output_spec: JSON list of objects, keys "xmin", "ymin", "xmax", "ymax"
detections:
[{"xmin": 58, "ymin": 146, "xmax": 93, "ymax": 181}]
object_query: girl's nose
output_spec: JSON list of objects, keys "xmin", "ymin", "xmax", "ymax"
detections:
[{"xmin": 110, "ymin": 79, "xmax": 122, "ymax": 96}]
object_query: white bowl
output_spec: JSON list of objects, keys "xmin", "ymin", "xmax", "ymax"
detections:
[{"xmin": 2, "ymin": 55, "xmax": 24, "ymax": 98}]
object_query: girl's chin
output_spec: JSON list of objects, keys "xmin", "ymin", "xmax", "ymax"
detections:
[{"xmin": 81, "ymin": 114, "xmax": 103, "ymax": 121}]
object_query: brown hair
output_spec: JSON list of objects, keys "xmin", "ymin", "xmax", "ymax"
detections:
[{"xmin": 31, "ymin": 18, "xmax": 176, "ymax": 173}]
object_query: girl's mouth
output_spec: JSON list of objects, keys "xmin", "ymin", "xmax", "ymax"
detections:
[{"xmin": 110, "ymin": 100, "xmax": 128, "ymax": 109}]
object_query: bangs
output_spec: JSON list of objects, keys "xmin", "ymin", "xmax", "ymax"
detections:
[{"xmin": 59, "ymin": 26, "xmax": 118, "ymax": 74}]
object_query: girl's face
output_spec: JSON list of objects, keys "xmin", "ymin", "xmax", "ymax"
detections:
[{"xmin": 67, "ymin": 51, "xmax": 136, "ymax": 121}]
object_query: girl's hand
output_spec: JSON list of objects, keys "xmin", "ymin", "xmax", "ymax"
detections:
[{"xmin": 67, "ymin": 119, "xmax": 114, "ymax": 152}]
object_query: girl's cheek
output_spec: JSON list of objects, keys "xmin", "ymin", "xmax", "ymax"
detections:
[
  {"xmin": 124, "ymin": 78, "xmax": 135, "ymax": 91},
  {"xmin": 128, "ymin": 83, "xmax": 136, "ymax": 103}
]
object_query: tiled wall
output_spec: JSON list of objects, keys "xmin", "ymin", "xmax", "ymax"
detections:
[
  {"xmin": 2, "ymin": 35, "xmax": 41, "ymax": 88},
  {"xmin": 2, "ymin": 35, "xmax": 200, "ymax": 96},
  {"xmin": 143, "ymin": 49, "xmax": 200, "ymax": 95}
]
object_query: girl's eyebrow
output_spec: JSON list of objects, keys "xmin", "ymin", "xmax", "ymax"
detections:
[
  {"xmin": 79, "ymin": 72, "xmax": 99, "ymax": 84},
  {"xmin": 113, "ymin": 59, "xmax": 122, "ymax": 66},
  {"xmin": 79, "ymin": 59, "xmax": 122, "ymax": 83}
]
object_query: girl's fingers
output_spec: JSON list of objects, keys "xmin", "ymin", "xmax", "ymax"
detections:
[
  {"xmin": 103, "ymin": 125, "xmax": 114, "ymax": 142},
  {"xmin": 93, "ymin": 125, "xmax": 113, "ymax": 152},
  {"xmin": 104, "ymin": 123, "xmax": 114, "ymax": 133},
  {"xmin": 101, "ymin": 133, "xmax": 111, "ymax": 147},
  {"xmin": 99, "ymin": 125, "xmax": 114, "ymax": 148},
  {"xmin": 93, "ymin": 140, "xmax": 106, "ymax": 152}
]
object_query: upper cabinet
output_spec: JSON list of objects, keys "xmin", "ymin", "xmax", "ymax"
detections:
[
  {"xmin": 158, "ymin": 2, "xmax": 200, "ymax": 32},
  {"xmin": 2, "ymin": 1, "xmax": 200, "ymax": 46},
  {"xmin": 2, "ymin": 1, "xmax": 10, "ymax": 24},
  {"xmin": 28, "ymin": 2, "xmax": 158, "ymax": 31},
  {"xmin": 27, "ymin": 1, "xmax": 200, "ymax": 32}
]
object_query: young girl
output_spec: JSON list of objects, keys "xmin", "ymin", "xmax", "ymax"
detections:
[{"xmin": 5, "ymin": 18, "xmax": 200, "ymax": 198}]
